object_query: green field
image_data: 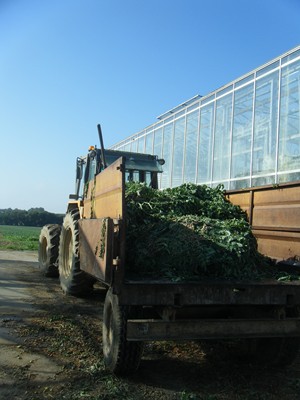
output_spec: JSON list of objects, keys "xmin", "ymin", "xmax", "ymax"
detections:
[{"xmin": 0, "ymin": 225, "xmax": 41, "ymax": 251}]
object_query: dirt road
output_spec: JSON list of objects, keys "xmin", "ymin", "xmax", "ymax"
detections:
[
  {"xmin": 0, "ymin": 251, "xmax": 63, "ymax": 399},
  {"xmin": 1, "ymin": 251, "xmax": 300, "ymax": 400},
  {"xmin": 0, "ymin": 250, "xmax": 106, "ymax": 399}
]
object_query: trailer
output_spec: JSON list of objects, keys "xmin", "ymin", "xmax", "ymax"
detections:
[{"xmin": 39, "ymin": 126, "xmax": 300, "ymax": 375}]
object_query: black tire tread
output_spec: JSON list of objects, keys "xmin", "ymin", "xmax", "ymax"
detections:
[
  {"xmin": 58, "ymin": 209, "xmax": 93, "ymax": 296},
  {"xmin": 103, "ymin": 289, "xmax": 143, "ymax": 375},
  {"xmin": 38, "ymin": 224, "xmax": 61, "ymax": 277}
]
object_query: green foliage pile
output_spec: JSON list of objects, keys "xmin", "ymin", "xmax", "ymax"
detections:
[{"xmin": 125, "ymin": 182, "xmax": 273, "ymax": 281}]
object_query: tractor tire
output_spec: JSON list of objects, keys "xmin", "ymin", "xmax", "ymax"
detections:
[
  {"xmin": 58, "ymin": 209, "xmax": 94, "ymax": 296},
  {"xmin": 38, "ymin": 224, "xmax": 61, "ymax": 277},
  {"xmin": 103, "ymin": 288, "xmax": 143, "ymax": 375}
]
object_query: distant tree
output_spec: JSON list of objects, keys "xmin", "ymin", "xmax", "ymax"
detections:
[
  {"xmin": 0, "ymin": 208, "xmax": 63, "ymax": 227},
  {"xmin": 28, "ymin": 207, "xmax": 45, "ymax": 212}
]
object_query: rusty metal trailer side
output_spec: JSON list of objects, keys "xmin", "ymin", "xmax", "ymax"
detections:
[{"xmin": 226, "ymin": 181, "xmax": 300, "ymax": 262}]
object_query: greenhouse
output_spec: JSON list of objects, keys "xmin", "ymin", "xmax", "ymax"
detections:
[{"xmin": 111, "ymin": 45, "xmax": 300, "ymax": 190}]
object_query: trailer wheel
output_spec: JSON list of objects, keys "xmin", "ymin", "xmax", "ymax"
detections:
[
  {"xmin": 38, "ymin": 224, "xmax": 61, "ymax": 277},
  {"xmin": 103, "ymin": 288, "xmax": 143, "ymax": 375},
  {"xmin": 247, "ymin": 337, "xmax": 300, "ymax": 366},
  {"xmin": 246, "ymin": 307, "xmax": 300, "ymax": 366},
  {"xmin": 58, "ymin": 209, "xmax": 93, "ymax": 296}
]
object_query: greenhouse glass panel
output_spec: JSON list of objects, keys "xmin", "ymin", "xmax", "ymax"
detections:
[
  {"xmin": 153, "ymin": 128, "xmax": 163, "ymax": 158},
  {"xmin": 282, "ymin": 49, "xmax": 300, "ymax": 65},
  {"xmin": 230, "ymin": 178, "xmax": 250, "ymax": 190},
  {"xmin": 172, "ymin": 117, "xmax": 185, "ymax": 187},
  {"xmin": 124, "ymin": 143, "xmax": 131, "ymax": 152},
  {"xmin": 212, "ymin": 181, "xmax": 229, "ymax": 190},
  {"xmin": 145, "ymin": 132, "xmax": 154, "ymax": 154},
  {"xmin": 252, "ymin": 175, "xmax": 275, "ymax": 186},
  {"xmin": 252, "ymin": 71, "xmax": 279, "ymax": 176},
  {"xmin": 161, "ymin": 123, "xmax": 174, "ymax": 188},
  {"xmin": 278, "ymin": 171, "xmax": 300, "ymax": 183},
  {"xmin": 154, "ymin": 128, "xmax": 163, "ymax": 187},
  {"xmin": 279, "ymin": 59, "xmax": 300, "ymax": 174},
  {"xmin": 137, "ymin": 136, "xmax": 145, "ymax": 153},
  {"xmin": 213, "ymin": 93, "xmax": 233, "ymax": 181},
  {"xmin": 256, "ymin": 60, "xmax": 279, "ymax": 77},
  {"xmin": 198, "ymin": 103, "xmax": 214, "ymax": 183},
  {"xmin": 231, "ymin": 83, "xmax": 254, "ymax": 180},
  {"xmin": 184, "ymin": 110, "xmax": 199, "ymax": 183},
  {"xmin": 131, "ymin": 138, "xmax": 138, "ymax": 152}
]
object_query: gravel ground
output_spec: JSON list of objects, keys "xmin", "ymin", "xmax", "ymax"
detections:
[{"xmin": 1, "ymin": 250, "xmax": 300, "ymax": 400}]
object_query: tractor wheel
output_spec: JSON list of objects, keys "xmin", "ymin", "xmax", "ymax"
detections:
[
  {"xmin": 103, "ymin": 288, "xmax": 143, "ymax": 375},
  {"xmin": 58, "ymin": 209, "xmax": 94, "ymax": 296},
  {"xmin": 38, "ymin": 224, "xmax": 61, "ymax": 277}
]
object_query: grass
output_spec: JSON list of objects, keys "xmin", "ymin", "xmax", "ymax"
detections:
[{"xmin": 0, "ymin": 225, "xmax": 40, "ymax": 251}]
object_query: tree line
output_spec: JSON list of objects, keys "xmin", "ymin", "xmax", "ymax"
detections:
[{"xmin": 0, "ymin": 208, "xmax": 64, "ymax": 227}]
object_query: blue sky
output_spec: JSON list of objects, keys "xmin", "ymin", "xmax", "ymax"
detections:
[{"xmin": 1, "ymin": 0, "xmax": 299, "ymax": 213}]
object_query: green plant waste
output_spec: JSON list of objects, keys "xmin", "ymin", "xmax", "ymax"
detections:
[{"xmin": 124, "ymin": 182, "xmax": 292, "ymax": 282}]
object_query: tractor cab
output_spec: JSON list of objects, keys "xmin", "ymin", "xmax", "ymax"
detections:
[
  {"xmin": 70, "ymin": 124, "xmax": 164, "ymax": 201},
  {"xmin": 72, "ymin": 146, "xmax": 164, "ymax": 201}
]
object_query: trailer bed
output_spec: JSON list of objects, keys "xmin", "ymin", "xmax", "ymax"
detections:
[{"xmin": 119, "ymin": 278, "xmax": 300, "ymax": 306}]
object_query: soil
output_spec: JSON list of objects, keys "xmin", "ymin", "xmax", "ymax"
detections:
[{"xmin": 1, "ymin": 250, "xmax": 300, "ymax": 400}]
